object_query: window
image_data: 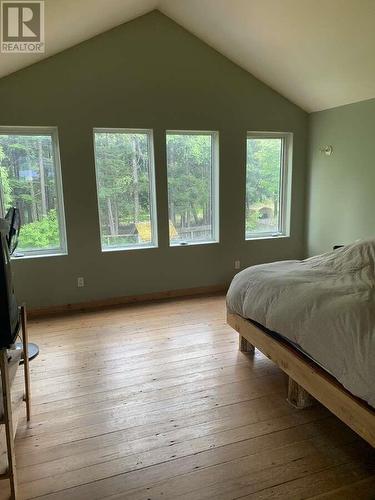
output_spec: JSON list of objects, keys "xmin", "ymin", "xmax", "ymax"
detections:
[
  {"xmin": 166, "ymin": 131, "xmax": 219, "ymax": 245},
  {"xmin": 245, "ymin": 132, "xmax": 292, "ymax": 239},
  {"xmin": 0, "ymin": 128, "xmax": 67, "ymax": 257},
  {"xmin": 94, "ymin": 129, "xmax": 157, "ymax": 251}
]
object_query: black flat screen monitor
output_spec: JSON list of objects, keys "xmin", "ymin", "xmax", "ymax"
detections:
[
  {"xmin": 5, "ymin": 207, "xmax": 20, "ymax": 255},
  {"xmin": 0, "ymin": 231, "xmax": 20, "ymax": 348}
]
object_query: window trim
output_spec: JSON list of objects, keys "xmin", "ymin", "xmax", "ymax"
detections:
[
  {"xmin": 166, "ymin": 129, "xmax": 219, "ymax": 247},
  {"xmin": 0, "ymin": 126, "xmax": 68, "ymax": 258},
  {"xmin": 245, "ymin": 131, "xmax": 293, "ymax": 241},
  {"xmin": 93, "ymin": 127, "xmax": 158, "ymax": 252}
]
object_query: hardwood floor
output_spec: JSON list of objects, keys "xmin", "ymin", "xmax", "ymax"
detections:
[{"xmin": 2, "ymin": 295, "xmax": 374, "ymax": 499}]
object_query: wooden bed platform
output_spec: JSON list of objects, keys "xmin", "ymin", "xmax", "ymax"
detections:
[{"xmin": 227, "ymin": 311, "xmax": 375, "ymax": 448}]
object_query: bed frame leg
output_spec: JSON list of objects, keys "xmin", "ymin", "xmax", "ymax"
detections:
[
  {"xmin": 287, "ymin": 377, "xmax": 314, "ymax": 409},
  {"xmin": 239, "ymin": 334, "xmax": 255, "ymax": 353}
]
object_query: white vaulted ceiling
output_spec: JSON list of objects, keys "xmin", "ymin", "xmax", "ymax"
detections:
[{"xmin": 1, "ymin": 0, "xmax": 375, "ymax": 112}]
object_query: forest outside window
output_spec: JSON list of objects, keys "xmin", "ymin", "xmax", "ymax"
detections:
[
  {"xmin": 245, "ymin": 132, "xmax": 292, "ymax": 239},
  {"xmin": 94, "ymin": 129, "xmax": 157, "ymax": 251},
  {"xmin": 0, "ymin": 128, "xmax": 67, "ymax": 257},
  {"xmin": 166, "ymin": 131, "xmax": 219, "ymax": 246}
]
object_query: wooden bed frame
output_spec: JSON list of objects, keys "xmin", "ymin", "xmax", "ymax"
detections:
[{"xmin": 227, "ymin": 311, "xmax": 375, "ymax": 448}]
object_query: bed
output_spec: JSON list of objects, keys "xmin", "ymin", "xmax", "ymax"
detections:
[{"xmin": 226, "ymin": 239, "xmax": 375, "ymax": 447}]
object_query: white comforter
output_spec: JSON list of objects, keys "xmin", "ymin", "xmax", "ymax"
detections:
[{"xmin": 226, "ymin": 240, "xmax": 375, "ymax": 408}]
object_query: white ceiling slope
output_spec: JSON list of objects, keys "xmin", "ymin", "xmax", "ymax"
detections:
[{"xmin": 1, "ymin": 0, "xmax": 375, "ymax": 112}]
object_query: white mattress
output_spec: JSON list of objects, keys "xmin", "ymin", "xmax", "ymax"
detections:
[{"xmin": 226, "ymin": 240, "xmax": 375, "ymax": 408}]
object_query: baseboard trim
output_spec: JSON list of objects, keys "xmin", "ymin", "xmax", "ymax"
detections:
[{"xmin": 27, "ymin": 284, "xmax": 228, "ymax": 319}]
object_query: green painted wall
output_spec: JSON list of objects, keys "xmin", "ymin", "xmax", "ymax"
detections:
[
  {"xmin": 306, "ymin": 98, "xmax": 375, "ymax": 256},
  {"xmin": 0, "ymin": 11, "xmax": 308, "ymax": 308}
]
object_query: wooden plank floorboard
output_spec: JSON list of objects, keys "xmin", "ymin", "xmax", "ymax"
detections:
[
  {"xmin": 16, "ymin": 384, "xmax": 289, "ymax": 454},
  {"xmin": 308, "ymin": 475, "xmax": 375, "ymax": 499},
  {"xmin": 29, "ymin": 438, "xmax": 368, "ymax": 500},
  {"xmin": 32, "ymin": 326, "xmax": 232, "ymax": 359},
  {"xmin": 27, "ymin": 345, "xmax": 250, "ymax": 384},
  {"xmin": 19, "ymin": 420, "xmax": 359, "ymax": 499},
  {"xmin": 33, "ymin": 321, "xmax": 228, "ymax": 350},
  {"xmin": 23, "ymin": 364, "xmax": 284, "ymax": 426},
  {"xmin": 21, "ymin": 368, "xmax": 282, "ymax": 433},
  {"xmin": 28, "ymin": 338, "xmax": 238, "ymax": 376},
  {"xmin": 21, "ymin": 377, "xmax": 280, "ymax": 429},
  {"xmin": 17, "ymin": 411, "xmax": 331, "ymax": 484},
  {"xmin": 1, "ymin": 295, "xmax": 373, "ymax": 500},
  {"xmin": 27, "ymin": 350, "xmax": 254, "ymax": 388}
]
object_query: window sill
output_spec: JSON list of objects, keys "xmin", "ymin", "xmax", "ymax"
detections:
[
  {"xmin": 170, "ymin": 240, "xmax": 219, "ymax": 247},
  {"xmin": 245, "ymin": 234, "xmax": 290, "ymax": 241},
  {"xmin": 101, "ymin": 244, "xmax": 158, "ymax": 253}
]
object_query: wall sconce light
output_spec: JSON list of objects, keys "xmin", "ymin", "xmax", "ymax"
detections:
[{"xmin": 320, "ymin": 145, "xmax": 333, "ymax": 156}]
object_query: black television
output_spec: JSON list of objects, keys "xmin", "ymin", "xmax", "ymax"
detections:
[
  {"xmin": 5, "ymin": 207, "xmax": 21, "ymax": 255},
  {"xmin": 0, "ymin": 230, "xmax": 20, "ymax": 348}
]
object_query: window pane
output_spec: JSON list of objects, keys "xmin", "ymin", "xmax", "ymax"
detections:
[
  {"xmin": 0, "ymin": 133, "xmax": 65, "ymax": 254},
  {"xmin": 167, "ymin": 133, "xmax": 216, "ymax": 245},
  {"xmin": 94, "ymin": 131, "xmax": 156, "ymax": 250},
  {"xmin": 246, "ymin": 137, "xmax": 282, "ymax": 237}
]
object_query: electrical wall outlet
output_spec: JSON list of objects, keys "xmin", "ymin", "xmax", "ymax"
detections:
[
  {"xmin": 77, "ymin": 277, "xmax": 85, "ymax": 288},
  {"xmin": 234, "ymin": 260, "xmax": 241, "ymax": 270}
]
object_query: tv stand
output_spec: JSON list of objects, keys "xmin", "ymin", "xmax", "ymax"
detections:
[
  {"xmin": 16, "ymin": 342, "xmax": 39, "ymax": 364},
  {"xmin": 0, "ymin": 304, "xmax": 31, "ymax": 500}
]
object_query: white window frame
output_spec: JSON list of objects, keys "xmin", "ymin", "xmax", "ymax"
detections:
[
  {"xmin": 93, "ymin": 128, "xmax": 158, "ymax": 252},
  {"xmin": 245, "ymin": 131, "xmax": 293, "ymax": 240},
  {"xmin": 0, "ymin": 126, "xmax": 67, "ymax": 258},
  {"xmin": 166, "ymin": 130, "xmax": 219, "ymax": 247}
]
